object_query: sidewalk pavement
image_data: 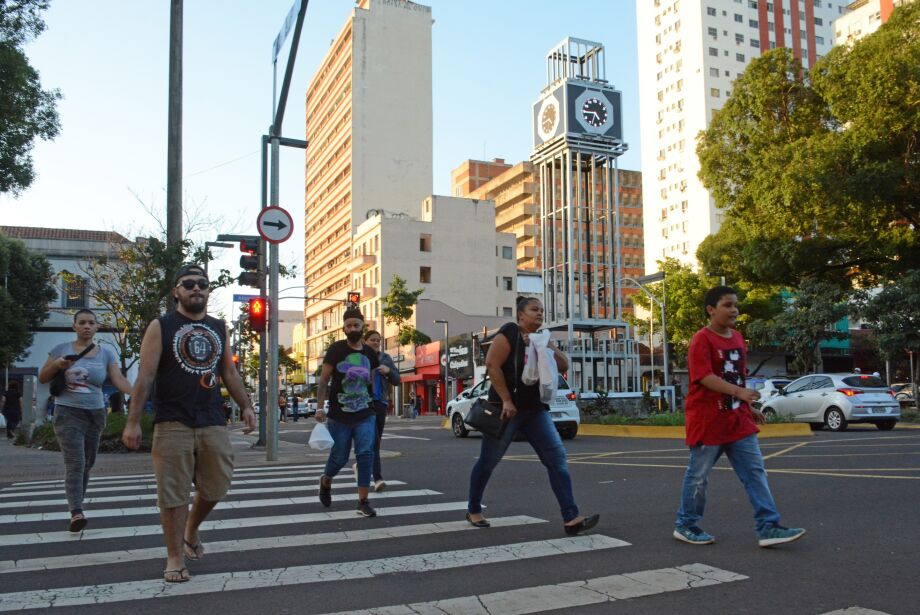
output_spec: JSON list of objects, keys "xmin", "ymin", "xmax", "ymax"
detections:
[{"xmin": 0, "ymin": 415, "xmax": 434, "ymax": 484}]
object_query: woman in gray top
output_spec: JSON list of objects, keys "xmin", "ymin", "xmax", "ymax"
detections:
[{"xmin": 38, "ymin": 309, "xmax": 133, "ymax": 532}]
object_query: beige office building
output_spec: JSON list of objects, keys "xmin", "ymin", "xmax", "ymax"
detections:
[
  {"xmin": 303, "ymin": 0, "xmax": 432, "ymax": 372},
  {"xmin": 834, "ymin": 0, "xmax": 914, "ymax": 44}
]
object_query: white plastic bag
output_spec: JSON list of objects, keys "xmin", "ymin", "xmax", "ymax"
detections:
[
  {"xmin": 521, "ymin": 340, "xmax": 539, "ymax": 385},
  {"xmin": 308, "ymin": 422, "xmax": 334, "ymax": 450},
  {"xmin": 538, "ymin": 346, "xmax": 559, "ymax": 403}
]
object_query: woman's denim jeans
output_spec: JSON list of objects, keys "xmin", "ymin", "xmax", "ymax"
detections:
[
  {"xmin": 323, "ymin": 415, "xmax": 376, "ymax": 488},
  {"xmin": 468, "ymin": 409, "xmax": 579, "ymax": 522},
  {"xmin": 52, "ymin": 405, "xmax": 107, "ymax": 514},
  {"xmin": 676, "ymin": 433, "xmax": 782, "ymax": 533}
]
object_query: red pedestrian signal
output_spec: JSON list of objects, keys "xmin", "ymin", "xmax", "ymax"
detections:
[
  {"xmin": 248, "ymin": 297, "xmax": 268, "ymax": 333},
  {"xmin": 347, "ymin": 292, "xmax": 360, "ymax": 306}
]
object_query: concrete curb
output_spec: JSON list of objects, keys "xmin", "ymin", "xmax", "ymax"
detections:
[{"xmin": 441, "ymin": 418, "xmax": 814, "ymax": 439}]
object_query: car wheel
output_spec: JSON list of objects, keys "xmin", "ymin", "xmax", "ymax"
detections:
[
  {"xmin": 451, "ymin": 413, "xmax": 469, "ymax": 438},
  {"xmin": 824, "ymin": 407, "xmax": 847, "ymax": 432},
  {"xmin": 559, "ymin": 426, "xmax": 577, "ymax": 440},
  {"xmin": 762, "ymin": 408, "xmax": 776, "ymax": 418},
  {"xmin": 875, "ymin": 419, "xmax": 897, "ymax": 431},
  {"xmin": 895, "ymin": 393, "xmax": 910, "ymax": 401}
]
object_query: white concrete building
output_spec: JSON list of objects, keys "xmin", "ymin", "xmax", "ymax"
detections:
[
  {"xmin": 1, "ymin": 227, "xmax": 138, "ymax": 420},
  {"xmin": 834, "ymin": 0, "xmax": 914, "ymax": 45},
  {"xmin": 636, "ymin": 0, "xmax": 840, "ymax": 271}
]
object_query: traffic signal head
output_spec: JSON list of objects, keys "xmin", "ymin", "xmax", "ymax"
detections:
[
  {"xmin": 248, "ymin": 297, "xmax": 268, "ymax": 333},
  {"xmin": 347, "ymin": 291, "xmax": 360, "ymax": 306},
  {"xmin": 238, "ymin": 238, "xmax": 262, "ymax": 288}
]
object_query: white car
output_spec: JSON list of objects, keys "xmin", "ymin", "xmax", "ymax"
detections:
[
  {"xmin": 748, "ymin": 377, "xmax": 792, "ymax": 400},
  {"xmin": 447, "ymin": 375, "xmax": 580, "ymax": 439},
  {"xmin": 760, "ymin": 372, "xmax": 900, "ymax": 431}
]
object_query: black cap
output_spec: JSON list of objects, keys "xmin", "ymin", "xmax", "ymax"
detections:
[
  {"xmin": 173, "ymin": 263, "xmax": 207, "ymax": 284},
  {"xmin": 343, "ymin": 307, "xmax": 364, "ymax": 322}
]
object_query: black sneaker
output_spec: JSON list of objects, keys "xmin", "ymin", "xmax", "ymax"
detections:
[
  {"xmin": 356, "ymin": 499, "xmax": 376, "ymax": 517},
  {"xmin": 318, "ymin": 476, "xmax": 332, "ymax": 507}
]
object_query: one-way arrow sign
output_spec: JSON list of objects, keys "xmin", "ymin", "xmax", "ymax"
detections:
[{"xmin": 257, "ymin": 206, "xmax": 294, "ymax": 244}]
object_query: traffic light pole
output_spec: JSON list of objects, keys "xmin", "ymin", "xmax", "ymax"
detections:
[{"xmin": 266, "ymin": 136, "xmax": 281, "ymax": 461}]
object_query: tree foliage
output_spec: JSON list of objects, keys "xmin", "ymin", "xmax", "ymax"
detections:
[
  {"xmin": 856, "ymin": 270, "xmax": 920, "ymax": 385},
  {"xmin": 697, "ymin": 4, "xmax": 920, "ymax": 284},
  {"xmin": 382, "ymin": 275, "xmax": 430, "ymax": 346},
  {"xmin": 0, "ymin": 0, "xmax": 61, "ymax": 195},
  {"xmin": 0, "ymin": 233, "xmax": 56, "ymax": 368}
]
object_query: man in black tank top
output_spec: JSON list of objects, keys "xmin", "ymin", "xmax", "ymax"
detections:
[{"xmin": 122, "ymin": 264, "xmax": 256, "ymax": 583}]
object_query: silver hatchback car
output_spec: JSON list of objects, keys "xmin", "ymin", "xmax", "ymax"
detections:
[{"xmin": 760, "ymin": 373, "xmax": 900, "ymax": 431}]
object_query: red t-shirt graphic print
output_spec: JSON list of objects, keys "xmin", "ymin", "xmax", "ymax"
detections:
[{"xmin": 683, "ymin": 327, "xmax": 759, "ymax": 446}]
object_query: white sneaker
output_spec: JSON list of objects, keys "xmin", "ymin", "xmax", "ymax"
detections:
[{"xmin": 373, "ymin": 479, "xmax": 387, "ymax": 492}]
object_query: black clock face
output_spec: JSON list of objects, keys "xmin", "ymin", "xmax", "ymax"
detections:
[{"xmin": 582, "ymin": 97, "xmax": 608, "ymax": 128}]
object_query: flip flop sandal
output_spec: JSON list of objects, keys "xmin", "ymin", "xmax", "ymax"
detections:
[
  {"xmin": 183, "ymin": 539, "xmax": 204, "ymax": 561},
  {"xmin": 163, "ymin": 567, "xmax": 190, "ymax": 583},
  {"xmin": 69, "ymin": 514, "xmax": 87, "ymax": 533},
  {"xmin": 465, "ymin": 512, "xmax": 490, "ymax": 528}
]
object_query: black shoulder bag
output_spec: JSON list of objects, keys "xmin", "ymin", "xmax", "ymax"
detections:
[
  {"xmin": 50, "ymin": 343, "xmax": 96, "ymax": 396},
  {"xmin": 465, "ymin": 328, "xmax": 519, "ymax": 439}
]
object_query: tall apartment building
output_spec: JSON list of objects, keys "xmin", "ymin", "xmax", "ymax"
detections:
[
  {"xmin": 452, "ymin": 159, "xmax": 645, "ymax": 281},
  {"xmin": 303, "ymin": 0, "xmax": 432, "ymax": 369},
  {"xmin": 834, "ymin": 0, "xmax": 914, "ymax": 44},
  {"xmin": 637, "ymin": 0, "xmax": 840, "ymax": 270}
]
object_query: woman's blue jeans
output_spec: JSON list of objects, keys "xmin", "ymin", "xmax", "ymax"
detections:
[
  {"xmin": 323, "ymin": 415, "xmax": 376, "ymax": 488},
  {"xmin": 676, "ymin": 433, "xmax": 782, "ymax": 533},
  {"xmin": 468, "ymin": 409, "xmax": 579, "ymax": 522}
]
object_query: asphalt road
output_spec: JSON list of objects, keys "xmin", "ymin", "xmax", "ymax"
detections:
[{"xmin": 0, "ymin": 416, "xmax": 918, "ymax": 614}]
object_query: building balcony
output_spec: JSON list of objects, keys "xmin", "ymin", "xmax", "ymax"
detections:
[
  {"xmin": 359, "ymin": 286, "xmax": 377, "ymax": 299},
  {"xmin": 347, "ymin": 254, "xmax": 376, "ymax": 272}
]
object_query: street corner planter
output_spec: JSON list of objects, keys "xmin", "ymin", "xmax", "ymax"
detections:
[{"xmin": 578, "ymin": 422, "xmax": 813, "ymax": 439}]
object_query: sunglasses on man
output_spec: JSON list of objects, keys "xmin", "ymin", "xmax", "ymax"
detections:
[{"xmin": 176, "ymin": 278, "xmax": 210, "ymax": 291}]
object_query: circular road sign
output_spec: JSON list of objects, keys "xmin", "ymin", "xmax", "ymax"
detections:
[{"xmin": 257, "ymin": 206, "xmax": 294, "ymax": 244}]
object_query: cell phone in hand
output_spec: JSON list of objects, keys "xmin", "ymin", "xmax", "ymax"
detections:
[{"xmin": 64, "ymin": 354, "xmax": 80, "ymax": 361}]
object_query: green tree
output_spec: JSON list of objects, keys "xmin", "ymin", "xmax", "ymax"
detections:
[
  {"xmin": 0, "ymin": 0, "xmax": 61, "ymax": 195},
  {"xmin": 382, "ymin": 275, "xmax": 430, "ymax": 346},
  {"xmin": 0, "ymin": 234, "xmax": 56, "ymax": 368},
  {"xmin": 857, "ymin": 270, "xmax": 920, "ymax": 388}
]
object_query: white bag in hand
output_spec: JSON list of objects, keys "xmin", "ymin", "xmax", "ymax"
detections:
[
  {"xmin": 308, "ymin": 422, "xmax": 334, "ymax": 450},
  {"xmin": 538, "ymin": 346, "xmax": 559, "ymax": 403}
]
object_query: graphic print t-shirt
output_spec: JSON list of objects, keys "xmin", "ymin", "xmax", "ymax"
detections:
[
  {"xmin": 323, "ymin": 340, "xmax": 378, "ymax": 424},
  {"xmin": 49, "ymin": 342, "xmax": 118, "ymax": 410},
  {"xmin": 154, "ymin": 312, "xmax": 227, "ymax": 427},
  {"xmin": 684, "ymin": 327, "xmax": 758, "ymax": 446}
]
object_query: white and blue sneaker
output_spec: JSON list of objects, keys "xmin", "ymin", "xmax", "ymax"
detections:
[
  {"xmin": 758, "ymin": 525, "xmax": 806, "ymax": 547},
  {"xmin": 673, "ymin": 525, "xmax": 715, "ymax": 545}
]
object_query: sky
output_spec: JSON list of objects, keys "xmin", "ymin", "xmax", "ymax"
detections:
[{"xmin": 0, "ymin": 0, "xmax": 641, "ymax": 317}]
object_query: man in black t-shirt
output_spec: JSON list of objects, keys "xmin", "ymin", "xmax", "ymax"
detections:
[
  {"xmin": 315, "ymin": 307, "xmax": 379, "ymax": 517},
  {"xmin": 122, "ymin": 264, "xmax": 256, "ymax": 583}
]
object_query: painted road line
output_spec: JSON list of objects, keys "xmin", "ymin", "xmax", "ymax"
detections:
[
  {"xmin": 763, "ymin": 441, "xmax": 811, "ymax": 460},
  {"xmin": 0, "ymin": 516, "xmax": 546, "ymax": 574},
  {"xmin": 817, "ymin": 608, "xmax": 892, "ymax": 615},
  {"xmin": 0, "ymin": 501, "xmax": 473, "ymax": 547},
  {"xmin": 0, "ymin": 534, "xmax": 628, "ymax": 611},
  {"xmin": 380, "ymin": 434, "xmax": 430, "ymax": 441},
  {"xmin": 0, "ymin": 489, "xmax": 442, "ymax": 524},
  {"xmin": 0, "ymin": 479, "xmax": 410, "ymax": 509},
  {"xmin": 320, "ymin": 563, "xmax": 746, "ymax": 615}
]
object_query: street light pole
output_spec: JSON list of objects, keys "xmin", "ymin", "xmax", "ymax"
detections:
[
  {"xmin": 434, "ymin": 320, "xmax": 449, "ymax": 414},
  {"xmin": 622, "ymin": 274, "xmax": 669, "ymax": 394}
]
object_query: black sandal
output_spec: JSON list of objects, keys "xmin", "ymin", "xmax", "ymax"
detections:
[
  {"xmin": 564, "ymin": 513, "xmax": 599, "ymax": 536},
  {"xmin": 69, "ymin": 513, "xmax": 87, "ymax": 533},
  {"xmin": 465, "ymin": 512, "xmax": 490, "ymax": 528}
]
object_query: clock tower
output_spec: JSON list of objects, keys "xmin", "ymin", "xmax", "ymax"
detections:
[{"xmin": 531, "ymin": 37, "xmax": 638, "ymax": 393}]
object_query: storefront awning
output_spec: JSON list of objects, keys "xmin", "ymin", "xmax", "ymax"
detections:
[{"xmin": 401, "ymin": 373, "xmax": 440, "ymax": 383}]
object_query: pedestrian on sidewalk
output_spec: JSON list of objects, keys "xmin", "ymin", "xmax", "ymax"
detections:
[
  {"xmin": 38, "ymin": 309, "xmax": 133, "ymax": 533},
  {"xmin": 673, "ymin": 286, "xmax": 805, "ymax": 548},
  {"xmin": 2, "ymin": 381, "xmax": 21, "ymax": 439},
  {"xmin": 466, "ymin": 297, "xmax": 599, "ymax": 536},
  {"xmin": 121, "ymin": 264, "xmax": 256, "ymax": 583},
  {"xmin": 363, "ymin": 330, "xmax": 400, "ymax": 492},
  {"xmin": 314, "ymin": 307, "xmax": 379, "ymax": 517}
]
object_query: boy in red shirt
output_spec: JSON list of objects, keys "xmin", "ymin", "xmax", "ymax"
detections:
[{"xmin": 674, "ymin": 286, "xmax": 806, "ymax": 548}]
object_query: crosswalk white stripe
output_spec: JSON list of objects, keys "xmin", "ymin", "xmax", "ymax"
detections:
[
  {"xmin": 0, "ymin": 516, "xmax": 545, "ymax": 574},
  {"xmin": 0, "ymin": 489, "xmax": 441, "ymax": 524},
  {"xmin": 0, "ymin": 501, "xmax": 472, "ymax": 546},
  {"xmin": 0, "ymin": 534, "xmax": 628, "ymax": 611},
  {"xmin": 319, "ymin": 563, "xmax": 747, "ymax": 615},
  {"xmin": 2, "ymin": 464, "xmax": 328, "ymax": 489},
  {"xmin": 2, "ymin": 465, "xmax": 330, "ymax": 492},
  {"xmin": 817, "ymin": 609, "xmax": 892, "ymax": 615},
  {"xmin": 0, "ymin": 478, "xmax": 408, "ymax": 508}
]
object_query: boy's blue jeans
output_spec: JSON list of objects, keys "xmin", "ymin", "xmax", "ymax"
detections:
[
  {"xmin": 676, "ymin": 433, "xmax": 782, "ymax": 533},
  {"xmin": 323, "ymin": 415, "xmax": 376, "ymax": 488},
  {"xmin": 468, "ymin": 409, "xmax": 579, "ymax": 523}
]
